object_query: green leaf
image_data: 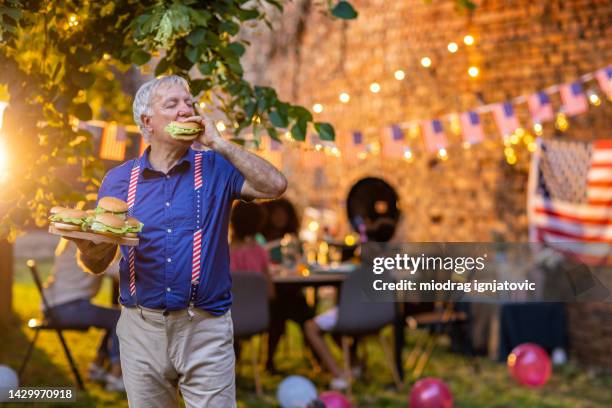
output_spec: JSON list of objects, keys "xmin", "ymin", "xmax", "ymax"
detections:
[
  {"xmin": 220, "ymin": 21, "xmax": 239, "ymax": 35},
  {"xmin": 198, "ymin": 61, "xmax": 214, "ymax": 75},
  {"xmin": 73, "ymin": 103, "xmax": 92, "ymax": 121},
  {"xmin": 291, "ymin": 119, "xmax": 307, "ymax": 141},
  {"xmin": 188, "ymin": 9, "xmax": 211, "ymax": 26},
  {"xmin": 331, "ymin": 1, "xmax": 358, "ymax": 19},
  {"xmin": 186, "ymin": 28, "xmax": 206, "ymax": 46},
  {"xmin": 227, "ymin": 42, "xmax": 246, "ymax": 57},
  {"xmin": 131, "ymin": 49, "xmax": 151, "ymax": 65},
  {"xmin": 185, "ymin": 45, "xmax": 200, "ymax": 64},
  {"xmin": 266, "ymin": 127, "xmax": 279, "ymax": 140},
  {"xmin": 269, "ymin": 109, "xmax": 288, "ymax": 128},
  {"xmin": 155, "ymin": 57, "xmax": 171, "ymax": 76},
  {"xmin": 245, "ymin": 101, "xmax": 256, "ymax": 122},
  {"xmin": 291, "ymin": 105, "xmax": 313, "ymax": 122},
  {"xmin": 314, "ymin": 122, "xmax": 335, "ymax": 141}
]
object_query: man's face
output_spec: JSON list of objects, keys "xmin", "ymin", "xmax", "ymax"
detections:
[{"xmin": 144, "ymin": 83, "xmax": 196, "ymax": 144}]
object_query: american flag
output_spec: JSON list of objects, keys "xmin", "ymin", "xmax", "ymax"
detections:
[
  {"xmin": 560, "ymin": 82, "xmax": 588, "ymax": 117},
  {"xmin": 492, "ymin": 102, "xmax": 520, "ymax": 137},
  {"xmin": 422, "ymin": 119, "xmax": 448, "ymax": 152},
  {"xmin": 528, "ymin": 92, "xmax": 554, "ymax": 124},
  {"xmin": 595, "ymin": 67, "xmax": 612, "ymax": 99},
  {"xmin": 460, "ymin": 111, "xmax": 485, "ymax": 144},
  {"xmin": 382, "ymin": 124, "xmax": 406, "ymax": 159},
  {"xmin": 99, "ymin": 123, "xmax": 126, "ymax": 161},
  {"xmin": 528, "ymin": 138, "xmax": 612, "ymax": 265},
  {"xmin": 343, "ymin": 131, "xmax": 365, "ymax": 163}
]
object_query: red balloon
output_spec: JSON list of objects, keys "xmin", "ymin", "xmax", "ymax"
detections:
[
  {"xmin": 507, "ymin": 343, "xmax": 552, "ymax": 387},
  {"xmin": 409, "ymin": 378, "xmax": 453, "ymax": 408},
  {"xmin": 319, "ymin": 391, "xmax": 352, "ymax": 408}
]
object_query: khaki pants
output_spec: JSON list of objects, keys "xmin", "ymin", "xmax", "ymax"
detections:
[{"xmin": 116, "ymin": 306, "xmax": 236, "ymax": 408}]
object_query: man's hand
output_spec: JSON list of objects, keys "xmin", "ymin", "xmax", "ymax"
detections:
[
  {"xmin": 66, "ymin": 237, "xmax": 116, "ymax": 260},
  {"xmin": 182, "ymin": 115, "xmax": 221, "ymax": 148}
]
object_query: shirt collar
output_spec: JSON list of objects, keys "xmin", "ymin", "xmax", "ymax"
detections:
[{"xmin": 140, "ymin": 146, "xmax": 193, "ymax": 177}]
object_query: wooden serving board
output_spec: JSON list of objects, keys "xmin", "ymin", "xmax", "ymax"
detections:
[{"xmin": 48, "ymin": 226, "xmax": 140, "ymax": 247}]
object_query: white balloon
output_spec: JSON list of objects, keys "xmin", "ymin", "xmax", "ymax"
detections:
[{"xmin": 0, "ymin": 365, "xmax": 19, "ymax": 402}]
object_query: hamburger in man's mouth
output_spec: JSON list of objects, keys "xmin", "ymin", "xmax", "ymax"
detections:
[{"xmin": 164, "ymin": 121, "xmax": 202, "ymax": 141}]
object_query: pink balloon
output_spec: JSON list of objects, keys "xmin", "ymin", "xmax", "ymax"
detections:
[
  {"xmin": 409, "ymin": 378, "xmax": 453, "ymax": 408},
  {"xmin": 319, "ymin": 391, "xmax": 352, "ymax": 408},
  {"xmin": 507, "ymin": 343, "xmax": 552, "ymax": 387}
]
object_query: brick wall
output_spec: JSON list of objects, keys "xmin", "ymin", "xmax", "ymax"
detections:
[{"xmin": 241, "ymin": 0, "xmax": 612, "ymax": 366}]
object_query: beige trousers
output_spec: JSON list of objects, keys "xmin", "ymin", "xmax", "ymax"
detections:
[{"xmin": 116, "ymin": 305, "xmax": 236, "ymax": 408}]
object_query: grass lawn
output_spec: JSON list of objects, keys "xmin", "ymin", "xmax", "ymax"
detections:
[{"xmin": 1, "ymin": 257, "xmax": 611, "ymax": 407}]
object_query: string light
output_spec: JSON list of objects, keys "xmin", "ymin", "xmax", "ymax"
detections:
[
  {"xmin": 420, "ymin": 57, "xmax": 432, "ymax": 68},
  {"xmin": 216, "ymin": 121, "xmax": 226, "ymax": 132},
  {"xmin": 533, "ymin": 123, "xmax": 543, "ymax": 135},
  {"xmin": 447, "ymin": 42, "xmax": 458, "ymax": 53},
  {"xmin": 403, "ymin": 148, "xmax": 414, "ymax": 162},
  {"xmin": 409, "ymin": 125, "xmax": 420, "ymax": 139},
  {"xmin": 394, "ymin": 70, "xmax": 405, "ymax": 80},
  {"xmin": 339, "ymin": 92, "xmax": 350, "ymax": 103},
  {"xmin": 588, "ymin": 91, "xmax": 601, "ymax": 106},
  {"xmin": 468, "ymin": 66, "xmax": 479, "ymax": 77},
  {"xmin": 313, "ymin": 103, "xmax": 323, "ymax": 113},
  {"xmin": 527, "ymin": 142, "xmax": 538, "ymax": 152},
  {"xmin": 199, "ymin": 102, "xmax": 206, "ymax": 109},
  {"xmin": 463, "ymin": 35, "xmax": 475, "ymax": 45},
  {"xmin": 437, "ymin": 148, "xmax": 448, "ymax": 160},
  {"xmin": 449, "ymin": 114, "xmax": 462, "ymax": 135},
  {"xmin": 369, "ymin": 82, "xmax": 381, "ymax": 93},
  {"xmin": 555, "ymin": 112, "xmax": 569, "ymax": 132},
  {"xmin": 284, "ymin": 131, "xmax": 292, "ymax": 140}
]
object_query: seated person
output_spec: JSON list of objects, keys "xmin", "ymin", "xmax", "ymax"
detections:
[
  {"xmin": 260, "ymin": 198, "xmax": 316, "ymax": 373},
  {"xmin": 43, "ymin": 238, "xmax": 124, "ymax": 391},
  {"xmin": 304, "ymin": 217, "xmax": 397, "ymax": 389}
]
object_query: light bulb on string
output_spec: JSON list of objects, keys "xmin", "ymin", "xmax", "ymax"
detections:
[
  {"xmin": 370, "ymin": 82, "xmax": 381, "ymax": 93},
  {"xmin": 394, "ymin": 70, "xmax": 405, "ymax": 80},
  {"xmin": 555, "ymin": 112, "xmax": 569, "ymax": 132},
  {"xmin": 533, "ymin": 123, "xmax": 543, "ymax": 135},
  {"xmin": 313, "ymin": 103, "xmax": 323, "ymax": 113},
  {"xmin": 463, "ymin": 35, "xmax": 475, "ymax": 46},
  {"xmin": 437, "ymin": 148, "xmax": 448, "ymax": 160},
  {"xmin": 339, "ymin": 92, "xmax": 350, "ymax": 103},
  {"xmin": 587, "ymin": 90, "xmax": 601, "ymax": 106},
  {"xmin": 447, "ymin": 42, "xmax": 458, "ymax": 53},
  {"xmin": 420, "ymin": 57, "xmax": 432, "ymax": 68},
  {"xmin": 216, "ymin": 121, "xmax": 226, "ymax": 132},
  {"xmin": 468, "ymin": 66, "xmax": 479, "ymax": 77},
  {"xmin": 403, "ymin": 148, "xmax": 414, "ymax": 162}
]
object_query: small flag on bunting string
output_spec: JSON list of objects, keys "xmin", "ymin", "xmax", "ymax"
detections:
[
  {"xmin": 459, "ymin": 111, "xmax": 484, "ymax": 144},
  {"xmin": 459, "ymin": 111, "xmax": 485, "ymax": 145},
  {"xmin": 302, "ymin": 133, "xmax": 324, "ymax": 169},
  {"xmin": 343, "ymin": 131, "xmax": 365, "ymax": 163},
  {"xmin": 382, "ymin": 124, "xmax": 405, "ymax": 159},
  {"xmin": 595, "ymin": 67, "xmax": 612, "ymax": 99},
  {"xmin": 492, "ymin": 102, "xmax": 520, "ymax": 137},
  {"xmin": 528, "ymin": 91, "xmax": 555, "ymax": 124},
  {"xmin": 99, "ymin": 122, "xmax": 126, "ymax": 161},
  {"xmin": 422, "ymin": 119, "xmax": 448, "ymax": 152},
  {"xmin": 560, "ymin": 82, "xmax": 588, "ymax": 116}
]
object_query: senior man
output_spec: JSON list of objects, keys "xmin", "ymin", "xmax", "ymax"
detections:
[{"xmin": 71, "ymin": 75, "xmax": 286, "ymax": 407}]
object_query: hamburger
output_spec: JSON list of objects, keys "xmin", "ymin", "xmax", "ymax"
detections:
[
  {"xmin": 125, "ymin": 217, "xmax": 144, "ymax": 238},
  {"xmin": 90, "ymin": 213, "xmax": 130, "ymax": 237},
  {"xmin": 164, "ymin": 121, "xmax": 202, "ymax": 141},
  {"xmin": 95, "ymin": 197, "xmax": 128, "ymax": 220},
  {"xmin": 49, "ymin": 208, "xmax": 89, "ymax": 231}
]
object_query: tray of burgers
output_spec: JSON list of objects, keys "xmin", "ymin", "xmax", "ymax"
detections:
[{"xmin": 48, "ymin": 197, "xmax": 143, "ymax": 247}]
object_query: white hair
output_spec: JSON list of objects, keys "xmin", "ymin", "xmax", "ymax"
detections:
[{"xmin": 132, "ymin": 75, "xmax": 190, "ymax": 142}]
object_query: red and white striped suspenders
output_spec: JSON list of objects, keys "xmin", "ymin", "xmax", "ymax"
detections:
[{"xmin": 126, "ymin": 151, "xmax": 204, "ymax": 312}]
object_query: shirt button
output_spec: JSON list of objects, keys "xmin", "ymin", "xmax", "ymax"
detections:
[
  {"xmin": 167, "ymin": 258, "xmax": 172, "ymax": 263},
  {"xmin": 165, "ymin": 202, "xmax": 170, "ymax": 207},
  {"xmin": 166, "ymin": 287, "xmax": 171, "ymax": 292},
  {"xmin": 167, "ymin": 228, "xmax": 172, "ymax": 233}
]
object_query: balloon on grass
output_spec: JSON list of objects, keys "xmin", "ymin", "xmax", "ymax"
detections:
[
  {"xmin": 508, "ymin": 343, "xmax": 551, "ymax": 387},
  {"xmin": 277, "ymin": 375, "xmax": 318, "ymax": 408},
  {"xmin": 409, "ymin": 377, "xmax": 453, "ymax": 408}
]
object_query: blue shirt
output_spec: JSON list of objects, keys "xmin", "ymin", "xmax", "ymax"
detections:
[{"xmin": 96, "ymin": 147, "xmax": 245, "ymax": 315}]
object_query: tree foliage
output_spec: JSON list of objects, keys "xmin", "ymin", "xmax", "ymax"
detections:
[{"xmin": 0, "ymin": 0, "xmax": 356, "ymax": 240}]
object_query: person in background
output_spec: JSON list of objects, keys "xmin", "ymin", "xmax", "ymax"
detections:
[
  {"xmin": 260, "ymin": 198, "xmax": 316, "ymax": 373},
  {"xmin": 229, "ymin": 201, "xmax": 274, "ymax": 294},
  {"xmin": 229, "ymin": 201, "xmax": 275, "ymax": 361},
  {"xmin": 43, "ymin": 238, "xmax": 124, "ymax": 391}
]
